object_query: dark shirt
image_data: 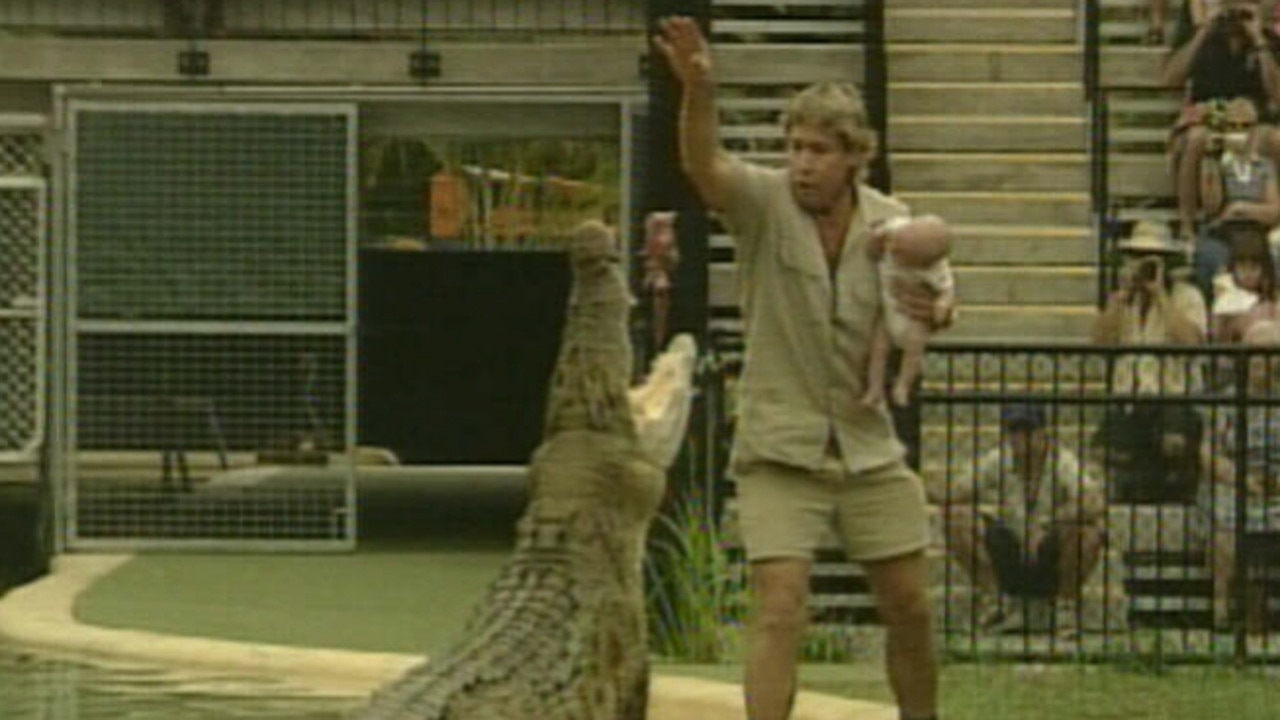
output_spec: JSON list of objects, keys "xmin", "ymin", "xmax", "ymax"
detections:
[{"xmin": 1185, "ymin": 27, "xmax": 1280, "ymax": 112}]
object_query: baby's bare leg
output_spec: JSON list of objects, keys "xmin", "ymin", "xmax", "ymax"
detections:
[
  {"xmin": 862, "ymin": 314, "xmax": 891, "ymax": 407},
  {"xmin": 892, "ymin": 320, "xmax": 931, "ymax": 407}
]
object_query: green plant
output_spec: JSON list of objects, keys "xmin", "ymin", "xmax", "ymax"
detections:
[{"xmin": 644, "ymin": 443, "xmax": 745, "ymax": 663}]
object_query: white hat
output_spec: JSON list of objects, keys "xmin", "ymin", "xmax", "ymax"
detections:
[{"xmin": 1118, "ymin": 221, "xmax": 1182, "ymax": 254}]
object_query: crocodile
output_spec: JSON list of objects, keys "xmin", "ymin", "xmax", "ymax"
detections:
[{"xmin": 351, "ymin": 220, "xmax": 697, "ymax": 720}]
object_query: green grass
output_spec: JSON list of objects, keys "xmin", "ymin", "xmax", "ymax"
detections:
[
  {"xmin": 660, "ymin": 660, "xmax": 1280, "ymax": 720},
  {"xmin": 75, "ymin": 549, "xmax": 508, "ymax": 655}
]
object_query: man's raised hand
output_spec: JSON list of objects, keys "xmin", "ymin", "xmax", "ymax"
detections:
[{"xmin": 653, "ymin": 16, "xmax": 713, "ymax": 88}]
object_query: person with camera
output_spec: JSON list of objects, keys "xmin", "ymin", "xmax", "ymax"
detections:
[
  {"xmin": 1093, "ymin": 222, "xmax": 1209, "ymax": 503},
  {"xmin": 1162, "ymin": 0, "xmax": 1280, "ymax": 241},
  {"xmin": 1194, "ymin": 97, "xmax": 1280, "ymax": 299}
]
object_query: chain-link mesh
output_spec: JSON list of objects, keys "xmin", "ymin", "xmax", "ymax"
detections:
[
  {"xmin": 75, "ymin": 110, "xmax": 348, "ymax": 320},
  {"xmin": 0, "ymin": 318, "xmax": 37, "ymax": 454},
  {"xmin": 0, "ymin": 179, "xmax": 42, "ymax": 455},
  {"xmin": 0, "ymin": 133, "xmax": 42, "ymax": 177},
  {"xmin": 66, "ymin": 103, "xmax": 355, "ymax": 549}
]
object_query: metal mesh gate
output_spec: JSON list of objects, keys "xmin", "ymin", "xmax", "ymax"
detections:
[
  {"xmin": 56, "ymin": 99, "xmax": 357, "ymax": 550},
  {"xmin": 0, "ymin": 118, "xmax": 45, "ymax": 461}
]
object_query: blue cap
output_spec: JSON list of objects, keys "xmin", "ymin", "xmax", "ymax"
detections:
[{"xmin": 1001, "ymin": 403, "xmax": 1047, "ymax": 430}]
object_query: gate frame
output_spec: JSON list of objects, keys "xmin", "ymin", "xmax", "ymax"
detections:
[{"xmin": 48, "ymin": 84, "xmax": 644, "ymax": 553}]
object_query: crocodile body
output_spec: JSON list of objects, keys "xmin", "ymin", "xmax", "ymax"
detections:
[{"xmin": 352, "ymin": 221, "xmax": 688, "ymax": 720}]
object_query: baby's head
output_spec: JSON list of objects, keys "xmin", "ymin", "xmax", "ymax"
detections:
[{"xmin": 885, "ymin": 214, "xmax": 951, "ymax": 268}]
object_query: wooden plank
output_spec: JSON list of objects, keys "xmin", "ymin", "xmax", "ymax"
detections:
[
  {"xmin": 0, "ymin": 37, "xmax": 645, "ymax": 87},
  {"xmin": 718, "ymin": 44, "xmax": 864, "ymax": 84},
  {"xmin": 713, "ymin": 19, "xmax": 865, "ymax": 36}
]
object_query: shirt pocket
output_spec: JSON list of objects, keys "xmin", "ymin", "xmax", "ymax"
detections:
[{"xmin": 776, "ymin": 240, "xmax": 830, "ymax": 326}]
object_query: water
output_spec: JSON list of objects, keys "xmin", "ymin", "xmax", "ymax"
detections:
[{"xmin": 0, "ymin": 646, "xmax": 359, "ymax": 719}]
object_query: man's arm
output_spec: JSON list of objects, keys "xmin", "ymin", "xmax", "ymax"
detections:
[
  {"xmin": 653, "ymin": 17, "xmax": 737, "ymax": 212},
  {"xmin": 1243, "ymin": 11, "xmax": 1280, "ymax": 105},
  {"xmin": 1158, "ymin": 282, "xmax": 1208, "ymax": 344},
  {"xmin": 1092, "ymin": 291, "xmax": 1130, "ymax": 344},
  {"xmin": 1160, "ymin": 18, "xmax": 1214, "ymax": 88}
]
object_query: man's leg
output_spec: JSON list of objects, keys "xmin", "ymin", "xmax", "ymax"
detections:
[
  {"xmin": 1052, "ymin": 521, "xmax": 1105, "ymax": 598},
  {"xmin": 943, "ymin": 505, "xmax": 998, "ymax": 594},
  {"xmin": 863, "ymin": 551, "xmax": 938, "ymax": 720},
  {"xmin": 745, "ymin": 558, "xmax": 811, "ymax": 720}
]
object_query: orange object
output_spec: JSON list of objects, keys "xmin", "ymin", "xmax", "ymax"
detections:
[{"xmin": 429, "ymin": 172, "xmax": 468, "ymax": 240}]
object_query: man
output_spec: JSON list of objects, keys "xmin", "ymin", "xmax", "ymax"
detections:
[
  {"xmin": 1162, "ymin": 0, "xmax": 1280, "ymax": 240},
  {"xmin": 943, "ymin": 404, "xmax": 1106, "ymax": 631},
  {"xmin": 1093, "ymin": 221, "xmax": 1208, "ymax": 503},
  {"xmin": 653, "ymin": 16, "xmax": 954, "ymax": 720}
]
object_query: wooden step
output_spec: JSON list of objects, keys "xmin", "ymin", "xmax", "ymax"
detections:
[
  {"xmin": 891, "ymin": 115, "xmax": 1087, "ymax": 152},
  {"xmin": 890, "ymin": 44, "xmax": 1081, "ymax": 83},
  {"xmin": 718, "ymin": 44, "xmax": 864, "ymax": 85},
  {"xmin": 893, "ymin": 152, "xmax": 1089, "ymax": 192},
  {"xmin": 950, "ymin": 225, "xmax": 1095, "ymax": 265},
  {"xmin": 893, "ymin": 0, "xmax": 1073, "ymax": 7},
  {"xmin": 887, "ymin": 9, "xmax": 1076, "ymax": 44},
  {"xmin": 712, "ymin": 19, "xmax": 865, "ymax": 42},
  {"xmin": 891, "ymin": 82, "xmax": 1084, "ymax": 116},
  {"xmin": 953, "ymin": 266, "xmax": 1096, "ymax": 305},
  {"xmin": 1100, "ymin": 47, "xmax": 1167, "ymax": 88},
  {"xmin": 898, "ymin": 191, "xmax": 1091, "ymax": 225},
  {"xmin": 1110, "ymin": 153, "xmax": 1174, "ymax": 200},
  {"xmin": 944, "ymin": 303, "xmax": 1097, "ymax": 341}
]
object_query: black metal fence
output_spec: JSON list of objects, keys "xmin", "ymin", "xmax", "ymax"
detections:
[
  {"xmin": 703, "ymin": 337, "xmax": 1280, "ymax": 665},
  {"xmin": 0, "ymin": 0, "xmax": 644, "ymax": 39}
]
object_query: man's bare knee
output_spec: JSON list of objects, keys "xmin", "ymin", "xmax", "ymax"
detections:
[
  {"xmin": 750, "ymin": 560, "xmax": 810, "ymax": 635},
  {"xmin": 877, "ymin": 585, "xmax": 933, "ymax": 630}
]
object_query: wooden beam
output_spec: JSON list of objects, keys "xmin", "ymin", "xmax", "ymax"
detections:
[{"xmin": 0, "ymin": 37, "xmax": 646, "ymax": 87}]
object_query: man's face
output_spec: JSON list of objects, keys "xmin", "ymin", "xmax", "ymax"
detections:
[
  {"xmin": 786, "ymin": 124, "xmax": 861, "ymax": 215},
  {"xmin": 1007, "ymin": 426, "xmax": 1047, "ymax": 471}
]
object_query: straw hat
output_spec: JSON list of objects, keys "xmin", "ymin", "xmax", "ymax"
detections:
[{"xmin": 1117, "ymin": 221, "xmax": 1182, "ymax": 254}]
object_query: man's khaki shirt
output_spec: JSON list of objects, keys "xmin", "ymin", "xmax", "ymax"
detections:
[{"xmin": 722, "ymin": 159, "xmax": 910, "ymax": 476}]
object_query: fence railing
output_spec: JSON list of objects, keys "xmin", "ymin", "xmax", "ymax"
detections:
[
  {"xmin": 701, "ymin": 337, "xmax": 1280, "ymax": 665},
  {"xmin": 0, "ymin": 0, "xmax": 645, "ymax": 39}
]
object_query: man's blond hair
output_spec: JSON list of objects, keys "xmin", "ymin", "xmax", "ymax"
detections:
[{"xmin": 782, "ymin": 82, "xmax": 878, "ymax": 159}]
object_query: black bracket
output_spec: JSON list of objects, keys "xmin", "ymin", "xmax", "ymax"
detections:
[
  {"xmin": 178, "ymin": 49, "xmax": 211, "ymax": 77},
  {"xmin": 638, "ymin": 52, "xmax": 651, "ymax": 79},
  {"xmin": 409, "ymin": 49, "xmax": 442, "ymax": 80}
]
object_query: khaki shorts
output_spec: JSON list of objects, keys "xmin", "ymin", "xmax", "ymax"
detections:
[{"xmin": 734, "ymin": 455, "xmax": 930, "ymax": 563}]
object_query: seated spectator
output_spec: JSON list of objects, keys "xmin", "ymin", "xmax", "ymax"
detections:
[
  {"xmin": 1093, "ymin": 222, "xmax": 1208, "ymax": 502},
  {"xmin": 943, "ymin": 403, "xmax": 1105, "ymax": 632},
  {"xmin": 1209, "ymin": 222, "xmax": 1279, "ymax": 341},
  {"xmin": 1162, "ymin": 0, "xmax": 1280, "ymax": 241},
  {"xmin": 1193, "ymin": 99, "xmax": 1280, "ymax": 294},
  {"xmin": 1197, "ymin": 320, "xmax": 1280, "ymax": 630}
]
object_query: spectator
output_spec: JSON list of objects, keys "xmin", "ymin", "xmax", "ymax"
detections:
[
  {"xmin": 1093, "ymin": 221, "xmax": 1208, "ymax": 502},
  {"xmin": 1194, "ymin": 98, "xmax": 1280, "ymax": 295},
  {"xmin": 1161, "ymin": 0, "xmax": 1280, "ymax": 241},
  {"xmin": 944, "ymin": 403, "xmax": 1105, "ymax": 632},
  {"xmin": 1197, "ymin": 320, "xmax": 1280, "ymax": 630},
  {"xmin": 1209, "ymin": 222, "xmax": 1279, "ymax": 341}
]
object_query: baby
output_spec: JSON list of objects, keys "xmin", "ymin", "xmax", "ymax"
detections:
[{"xmin": 862, "ymin": 214, "xmax": 956, "ymax": 408}]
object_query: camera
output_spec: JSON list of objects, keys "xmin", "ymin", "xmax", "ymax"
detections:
[
  {"xmin": 1221, "ymin": 6, "xmax": 1256, "ymax": 25},
  {"xmin": 1135, "ymin": 256, "xmax": 1162, "ymax": 284}
]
